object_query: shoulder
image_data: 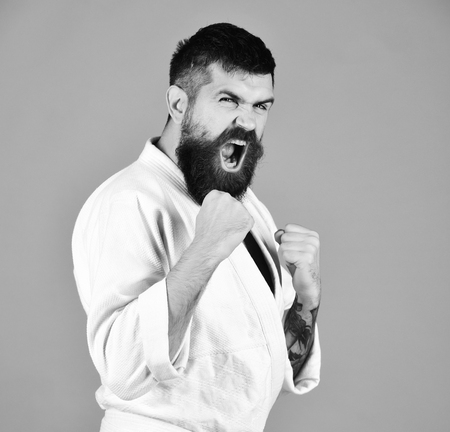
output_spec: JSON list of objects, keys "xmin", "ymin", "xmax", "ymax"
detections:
[
  {"xmin": 74, "ymin": 158, "xmax": 178, "ymax": 243},
  {"xmin": 85, "ymin": 161, "xmax": 167, "ymax": 213}
]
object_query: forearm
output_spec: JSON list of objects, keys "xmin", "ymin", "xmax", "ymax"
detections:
[
  {"xmin": 284, "ymin": 294, "xmax": 320, "ymax": 378},
  {"xmin": 166, "ymin": 238, "xmax": 221, "ymax": 359},
  {"xmin": 166, "ymin": 190, "xmax": 254, "ymax": 360}
]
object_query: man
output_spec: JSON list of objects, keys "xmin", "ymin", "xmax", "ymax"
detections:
[{"xmin": 72, "ymin": 23, "xmax": 321, "ymax": 432}]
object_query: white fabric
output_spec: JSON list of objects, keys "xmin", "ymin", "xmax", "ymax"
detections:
[{"xmin": 72, "ymin": 138, "xmax": 321, "ymax": 432}]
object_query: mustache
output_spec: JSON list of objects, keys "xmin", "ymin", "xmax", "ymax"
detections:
[{"xmin": 212, "ymin": 125, "xmax": 259, "ymax": 148}]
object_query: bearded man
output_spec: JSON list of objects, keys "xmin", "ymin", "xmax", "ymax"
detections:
[{"xmin": 72, "ymin": 23, "xmax": 321, "ymax": 432}]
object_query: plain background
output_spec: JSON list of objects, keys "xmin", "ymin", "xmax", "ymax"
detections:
[{"xmin": 1, "ymin": 1, "xmax": 449, "ymax": 431}]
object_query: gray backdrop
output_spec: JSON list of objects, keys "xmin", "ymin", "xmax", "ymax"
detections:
[{"xmin": 1, "ymin": 0, "xmax": 449, "ymax": 431}]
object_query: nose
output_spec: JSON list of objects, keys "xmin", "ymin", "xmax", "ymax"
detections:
[{"xmin": 235, "ymin": 107, "xmax": 256, "ymax": 131}]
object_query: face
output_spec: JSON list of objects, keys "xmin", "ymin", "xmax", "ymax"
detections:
[{"xmin": 176, "ymin": 64, "xmax": 274, "ymax": 205}]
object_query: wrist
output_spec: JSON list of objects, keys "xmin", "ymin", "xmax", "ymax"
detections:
[
  {"xmin": 294, "ymin": 287, "xmax": 321, "ymax": 311},
  {"xmin": 189, "ymin": 236, "xmax": 224, "ymax": 269}
]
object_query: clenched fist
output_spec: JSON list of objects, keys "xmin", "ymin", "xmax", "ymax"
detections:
[
  {"xmin": 275, "ymin": 224, "xmax": 321, "ymax": 307},
  {"xmin": 194, "ymin": 190, "xmax": 254, "ymax": 262}
]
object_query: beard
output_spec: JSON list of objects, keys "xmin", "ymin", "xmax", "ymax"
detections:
[{"xmin": 176, "ymin": 117, "xmax": 264, "ymax": 205}]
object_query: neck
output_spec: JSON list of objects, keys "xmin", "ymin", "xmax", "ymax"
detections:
[{"xmin": 157, "ymin": 119, "xmax": 180, "ymax": 164}]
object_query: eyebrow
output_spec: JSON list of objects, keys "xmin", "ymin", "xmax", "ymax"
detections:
[{"xmin": 218, "ymin": 90, "xmax": 275, "ymax": 106}]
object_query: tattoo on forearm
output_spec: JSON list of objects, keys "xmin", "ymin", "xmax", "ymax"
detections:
[{"xmin": 284, "ymin": 295, "xmax": 319, "ymax": 378}]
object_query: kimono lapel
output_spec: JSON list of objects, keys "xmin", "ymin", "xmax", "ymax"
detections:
[{"xmin": 249, "ymin": 225, "xmax": 282, "ymax": 299}]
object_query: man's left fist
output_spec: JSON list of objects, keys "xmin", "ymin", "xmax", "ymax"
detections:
[{"xmin": 275, "ymin": 224, "xmax": 321, "ymax": 307}]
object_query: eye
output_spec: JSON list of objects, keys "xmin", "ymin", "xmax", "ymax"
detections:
[
  {"xmin": 219, "ymin": 97, "xmax": 238, "ymax": 107},
  {"xmin": 255, "ymin": 103, "xmax": 269, "ymax": 112}
]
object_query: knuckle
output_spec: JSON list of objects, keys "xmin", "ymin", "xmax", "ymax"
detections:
[
  {"xmin": 305, "ymin": 244, "xmax": 317, "ymax": 254},
  {"xmin": 285, "ymin": 223, "xmax": 296, "ymax": 232},
  {"xmin": 310, "ymin": 230, "xmax": 319, "ymax": 238},
  {"xmin": 247, "ymin": 217, "xmax": 255, "ymax": 229},
  {"xmin": 209, "ymin": 189, "xmax": 220, "ymax": 197},
  {"xmin": 280, "ymin": 243, "xmax": 289, "ymax": 254},
  {"xmin": 245, "ymin": 212, "xmax": 254, "ymax": 224},
  {"xmin": 308, "ymin": 235, "xmax": 320, "ymax": 247},
  {"xmin": 212, "ymin": 190, "xmax": 228, "ymax": 201}
]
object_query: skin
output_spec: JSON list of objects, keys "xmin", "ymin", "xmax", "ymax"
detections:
[
  {"xmin": 157, "ymin": 64, "xmax": 321, "ymax": 377},
  {"xmin": 276, "ymin": 225, "xmax": 321, "ymax": 376},
  {"xmin": 185, "ymin": 67, "xmax": 274, "ymax": 141},
  {"xmin": 158, "ymin": 65, "xmax": 274, "ymax": 162}
]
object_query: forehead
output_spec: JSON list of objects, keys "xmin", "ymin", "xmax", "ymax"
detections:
[{"xmin": 198, "ymin": 64, "xmax": 274, "ymax": 101}]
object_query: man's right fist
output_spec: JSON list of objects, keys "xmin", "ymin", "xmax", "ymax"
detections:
[{"xmin": 194, "ymin": 190, "xmax": 254, "ymax": 262}]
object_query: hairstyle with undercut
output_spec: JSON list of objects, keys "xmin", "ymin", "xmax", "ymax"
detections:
[{"xmin": 169, "ymin": 23, "xmax": 276, "ymax": 105}]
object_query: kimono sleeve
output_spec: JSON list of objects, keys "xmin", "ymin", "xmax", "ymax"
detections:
[{"xmin": 79, "ymin": 190, "xmax": 192, "ymax": 400}]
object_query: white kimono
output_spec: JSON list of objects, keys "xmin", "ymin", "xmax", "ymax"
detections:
[{"xmin": 72, "ymin": 138, "xmax": 321, "ymax": 432}]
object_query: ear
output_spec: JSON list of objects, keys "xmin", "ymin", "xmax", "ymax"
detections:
[{"xmin": 166, "ymin": 85, "xmax": 188, "ymax": 125}]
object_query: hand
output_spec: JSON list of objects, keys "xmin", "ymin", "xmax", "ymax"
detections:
[
  {"xmin": 275, "ymin": 224, "xmax": 321, "ymax": 306},
  {"xmin": 194, "ymin": 190, "xmax": 254, "ymax": 262}
]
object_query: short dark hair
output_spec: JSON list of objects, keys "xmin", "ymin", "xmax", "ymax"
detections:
[{"xmin": 169, "ymin": 23, "xmax": 276, "ymax": 103}]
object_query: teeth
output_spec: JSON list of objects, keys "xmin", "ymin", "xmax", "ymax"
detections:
[{"xmin": 229, "ymin": 140, "xmax": 246, "ymax": 146}]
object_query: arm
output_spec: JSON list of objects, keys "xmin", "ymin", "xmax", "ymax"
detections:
[
  {"xmin": 164, "ymin": 189, "xmax": 255, "ymax": 360},
  {"xmin": 82, "ymin": 190, "xmax": 252, "ymax": 399},
  {"xmin": 166, "ymin": 239, "xmax": 219, "ymax": 360},
  {"xmin": 284, "ymin": 295, "xmax": 319, "ymax": 377},
  {"xmin": 275, "ymin": 224, "xmax": 321, "ymax": 378}
]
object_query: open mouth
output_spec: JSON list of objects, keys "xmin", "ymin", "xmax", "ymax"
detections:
[{"xmin": 220, "ymin": 140, "xmax": 248, "ymax": 172}]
